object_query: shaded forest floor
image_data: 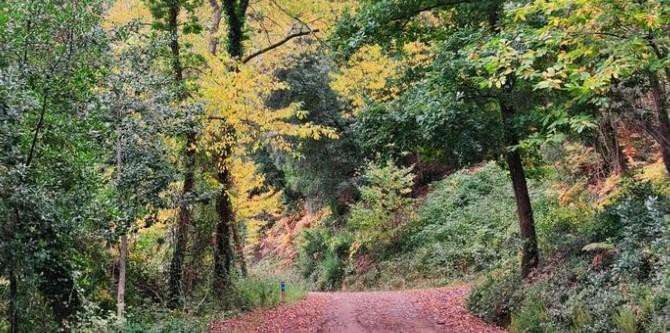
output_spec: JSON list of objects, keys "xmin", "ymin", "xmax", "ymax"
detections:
[{"xmin": 209, "ymin": 286, "xmax": 505, "ymax": 332}]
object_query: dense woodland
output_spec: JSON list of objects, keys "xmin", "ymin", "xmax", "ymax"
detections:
[{"xmin": 3, "ymin": 0, "xmax": 670, "ymax": 332}]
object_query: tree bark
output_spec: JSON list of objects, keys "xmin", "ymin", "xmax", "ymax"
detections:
[
  {"xmin": 648, "ymin": 71, "xmax": 670, "ymax": 174},
  {"xmin": 597, "ymin": 117, "xmax": 627, "ymax": 175},
  {"xmin": 116, "ymin": 234, "xmax": 128, "ymax": 319},
  {"xmin": 166, "ymin": 0, "xmax": 197, "ymax": 309},
  {"xmin": 208, "ymin": 0, "xmax": 223, "ymax": 55},
  {"xmin": 500, "ymin": 101, "xmax": 539, "ymax": 278},
  {"xmin": 9, "ymin": 268, "xmax": 17, "ymax": 333},
  {"xmin": 231, "ymin": 217, "xmax": 248, "ymax": 277},
  {"xmin": 168, "ymin": 134, "xmax": 196, "ymax": 308},
  {"xmin": 214, "ymin": 168, "xmax": 235, "ymax": 305}
]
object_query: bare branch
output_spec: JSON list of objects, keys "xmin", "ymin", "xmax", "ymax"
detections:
[{"xmin": 242, "ymin": 28, "xmax": 320, "ymax": 64}]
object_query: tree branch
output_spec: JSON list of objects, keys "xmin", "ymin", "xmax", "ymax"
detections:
[
  {"xmin": 26, "ymin": 92, "xmax": 48, "ymax": 167},
  {"xmin": 242, "ymin": 29, "xmax": 320, "ymax": 64}
]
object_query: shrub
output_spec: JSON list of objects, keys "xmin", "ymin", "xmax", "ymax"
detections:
[
  {"xmin": 406, "ymin": 162, "xmax": 555, "ymax": 278},
  {"xmin": 296, "ymin": 227, "xmax": 351, "ymax": 290},
  {"xmin": 613, "ymin": 306, "xmax": 637, "ymax": 333},
  {"xmin": 467, "ymin": 268, "xmax": 524, "ymax": 326},
  {"xmin": 296, "ymin": 227, "xmax": 331, "ymax": 279},
  {"xmin": 72, "ymin": 306, "xmax": 203, "ymax": 333},
  {"xmin": 477, "ymin": 182, "xmax": 670, "ymax": 332},
  {"xmin": 232, "ymin": 275, "xmax": 306, "ymax": 311},
  {"xmin": 509, "ymin": 295, "xmax": 554, "ymax": 333},
  {"xmin": 348, "ymin": 161, "xmax": 415, "ymax": 255}
]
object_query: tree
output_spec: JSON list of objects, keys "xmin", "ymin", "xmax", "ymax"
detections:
[
  {"xmin": 263, "ymin": 53, "xmax": 362, "ymax": 215},
  {"xmin": 204, "ymin": 0, "xmax": 336, "ymax": 301},
  {"xmin": 516, "ymin": 0, "xmax": 670, "ymax": 174},
  {"xmin": 330, "ymin": 0, "xmax": 545, "ymax": 277},
  {"xmin": 143, "ymin": 0, "xmax": 204, "ymax": 309},
  {"xmin": 0, "ymin": 0, "xmax": 109, "ymax": 328},
  {"xmin": 100, "ymin": 30, "xmax": 176, "ymax": 319}
]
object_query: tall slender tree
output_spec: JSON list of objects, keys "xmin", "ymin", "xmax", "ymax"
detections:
[{"xmin": 143, "ymin": 0, "xmax": 204, "ymax": 308}]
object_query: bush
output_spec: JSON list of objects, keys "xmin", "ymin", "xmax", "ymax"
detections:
[
  {"xmin": 509, "ymin": 295, "xmax": 554, "ymax": 333},
  {"xmin": 467, "ymin": 269, "xmax": 524, "ymax": 326},
  {"xmin": 406, "ymin": 162, "xmax": 555, "ymax": 278},
  {"xmin": 348, "ymin": 161, "xmax": 415, "ymax": 255},
  {"xmin": 296, "ymin": 227, "xmax": 351, "ymax": 290},
  {"xmin": 72, "ymin": 306, "xmax": 203, "ymax": 333},
  {"xmin": 472, "ymin": 181, "xmax": 670, "ymax": 332},
  {"xmin": 232, "ymin": 275, "xmax": 306, "ymax": 311}
]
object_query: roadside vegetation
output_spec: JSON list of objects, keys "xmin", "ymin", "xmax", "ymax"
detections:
[{"xmin": 3, "ymin": 0, "xmax": 670, "ymax": 332}]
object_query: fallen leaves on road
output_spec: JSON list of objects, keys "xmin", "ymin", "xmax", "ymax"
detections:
[{"xmin": 209, "ymin": 286, "xmax": 506, "ymax": 332}]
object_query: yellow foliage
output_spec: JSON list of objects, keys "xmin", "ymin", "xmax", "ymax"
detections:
[
  {"xmin": 637, "ymin": 160, "xmax": 670, "ymax": 196},
  {"xmin": 330, "ymin": 45, "xmax": 400, "ymax": 114},
  {"xmin": 558, "ymin": 181, "xmax": 587, "ymax": 206},
  {"xmin": 103, "ymin": 0, "xmax": 351, "ymax": 252},
  {"xmin": 229, "ymin": 155, "xmax": 283, "ymax": 245},
  {"xmin": 103, "ymin": 0, "xmax": 151, "ymax": 29}
]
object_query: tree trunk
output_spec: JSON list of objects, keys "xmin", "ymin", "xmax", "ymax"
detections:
[
  {"xmin": 222, "ymin": 0, "xmax": 249, "ymax": 59},
  {"xmin": 116, "ymin": 234, "xmax": 127, "ymax": 319},
  {"xmin": 231, "ymin": 217, "xmax": 248, "ymax": 277},
  {"xmin": 166, "ymin": 0, "xmax": 197, "ymax": 309},
  {"xmin": 168, "ymin": 134, "xmax": 196, "ymax": 308},
  {"xmin": 214, "ymin": 168, "xmax": 235, "ymax": 305},
  {"xmin": 9, "ymin": 268, "xmax": 17, "ymax": 333},
  {"xmin": 500, "ymin": 102, "xmax": 539, "ymax": 278},
  {"xmin": 208, "ymin": 0, "xmax": 223, "ymax": 56},
  {"xmin": 597, "ymin": 117, "xmax": 627, "ymax": 175},
  {"xmin": 648, "ymin": 71, "xmax": 670, "ymax": 174},
  {"xmin": 115, "ymin": 109, "xmax": 127, "ymax": 319}
]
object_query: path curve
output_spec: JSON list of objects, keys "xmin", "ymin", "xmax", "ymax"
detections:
[{"xmin": 209, "ymin": 286, "xmax": 505, "ymax": 332}]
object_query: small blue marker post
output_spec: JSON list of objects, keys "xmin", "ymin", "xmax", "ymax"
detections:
[{"xmin": 280, "ymin": 281, "xmax": 286, "ymax": 303}]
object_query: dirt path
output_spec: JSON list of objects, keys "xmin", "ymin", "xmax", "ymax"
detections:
[{"xmin": 209, "ymin": 286, "xmax": 505, "ymax": 332}]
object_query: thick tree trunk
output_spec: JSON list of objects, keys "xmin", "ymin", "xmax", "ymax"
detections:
[
  {"xmin": 168, "ymin": 3, "xmax": 184, "ymax": 85},
  {"xmin": 648, "ymin": 71, "xmax": 670, "ymax": 174},
  {"xmin": 214, "ymin": 168, "xmax": 235, "ymax": 305},
  {"xmin": 222, "ymin": 0, "xmax": 249, "ymax": 59},
  {"xmin": 116, "ymin": 234, "xmax": 127, "ymax": 319},
  {"xmin": 500, "ymin": 102, "xmax": 539, "ymax": 278}
]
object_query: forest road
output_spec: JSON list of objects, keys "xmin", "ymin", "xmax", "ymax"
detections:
[{"xmin": 209, "ymin": 286, "xmax": 506, "ymax": 333}]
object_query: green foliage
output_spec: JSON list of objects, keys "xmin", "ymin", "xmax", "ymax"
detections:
[
  {"xmin": 0, "ymin": 0, "xmax": 111, "ymax": 326},
  {"xmin": 232, "ymin": 276, "xmax": 306, "ymax": 311},
  {"xmin": 509, "ymin": 295, "xmax": 553, "ymax": 333},
  {"xmin": 72, "ymin": 307, "xmax": 203, "ymax": 333},
  {"xmin": 613, "ymin": 306, "xmax": 637, "ymax": 333},
  {"xmin": 407, "ymin": 163, "xmax": 552, "ymax": 277},
  {"xmin": 348, "ymin": 161, "xmax": 415, "ymax": 254},
  {"xmin": 340, "ymin": 162, "xmax": 561, "ymax": 290},
  {"xmin": 467, "ymin": 269, "xmax": 524, "ymax": 327},
  {"xmin": 296, "ymin": 227, "xmax": 351, "ymax": 291},
  {"xmin": 262, "ymin": 53, "xmax": 361, "ymax": 213},
  {"xmin": 472, "ymin": 182, "xmax": 670, "ymax": 332},
  {"xmin": 143, "ymin": 0, "xmax": 203, "ymax": 34}
]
